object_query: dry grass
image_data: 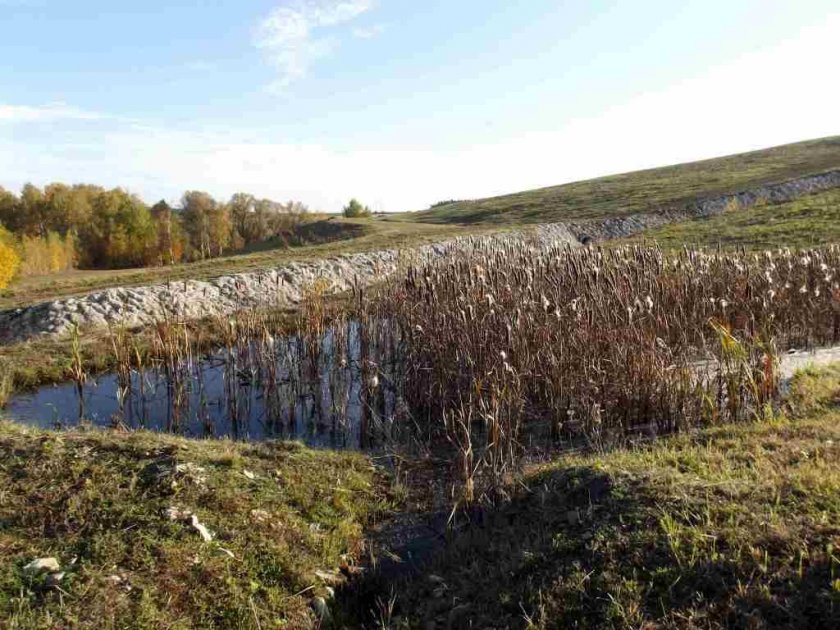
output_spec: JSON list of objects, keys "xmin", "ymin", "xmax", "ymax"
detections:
[{"xmin": 359, "ymin": 243, "xmax": 840, "ymax": 505}]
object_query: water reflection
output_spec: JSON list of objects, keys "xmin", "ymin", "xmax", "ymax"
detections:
[{"xmin": 6, "ymin": 322, "xmax": 400, "ymax": 449}]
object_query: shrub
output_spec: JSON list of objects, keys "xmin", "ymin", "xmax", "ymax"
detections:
[
  {"xmin": 18, "ymin": 231, "xmax": 77, "ymax": 276},
  {"xmin": 0, "ymin": 226, "xmax": 21, "ymax": 289},
  {"xmin": 342, "ymin": 198, "xmax": 372, "ymax": 218}
]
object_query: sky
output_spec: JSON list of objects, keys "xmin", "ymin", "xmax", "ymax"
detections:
[{"xmin": 0, "ymin": 0, "xmax": 838, "ymax": 213}]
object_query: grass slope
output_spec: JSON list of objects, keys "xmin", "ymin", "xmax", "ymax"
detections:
[
  {"xmin": 380, "ymin": 366, "xmax": 840, "ymax": 628},
  {"xmin": 2, "ymin": 339, "xmax": 840, "ymax": 628},
  {"xmin": 0, "ymin": 423, "xmax": 390, "ymax": 629},
  {"xmin": 623, "ymin": 188, "xmax": 840, "ymax": 251},
  {"xmin": 398, "ymin": 136, "xmax": 840, "ymax": 225}
]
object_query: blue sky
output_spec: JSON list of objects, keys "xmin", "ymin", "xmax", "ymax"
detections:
[{"xmin": 1, "ymin": 0, "xmax": 838, "ymax": 212}]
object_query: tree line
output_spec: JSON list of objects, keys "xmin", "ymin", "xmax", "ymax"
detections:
[{"xmin": 0, "ymin": 183, "xmax": 311, "ymax": 280}]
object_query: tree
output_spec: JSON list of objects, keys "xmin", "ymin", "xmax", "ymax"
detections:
[
  {"xmin": 80, "ymin": 189, "xmax": 156, "ymax": 268},
  {"xmin": 0, "ymin": 187, "xmax": 19, "ymax": 232},
  {"xmin": 17, "ymin": 183, "xmax": 46, "ymax": 236},
  {"xmin": 181, "ymin": 191, "xmax": 218, "ymax": 260},
  {"xmin": 228, "ymin": 193, "xmax": 258, "ymax": 247},
  {"xmin": 343, "ymin": 198, "xmax": 371, "ymax": 218},
  {"xmin": 0, "ymin": 225, "xmax": 20, "ymax": 289},
  {"xmin": 43, "ymin": 183, "xmax": 96, "ymax": 234},
  {"xmin": 150, "ymin": 200, "xmax": 180, "ymax": 265},
  {"xmin": 207, "ymin": 203, "xmax": 232, "ymax": 257}
]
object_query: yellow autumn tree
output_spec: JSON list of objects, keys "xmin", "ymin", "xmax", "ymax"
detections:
[{"xmin": 0, "ymin": 226, "xmax": 21, "ymax": 289}]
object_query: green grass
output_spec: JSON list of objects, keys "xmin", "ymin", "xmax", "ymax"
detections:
[
  {"xmin": 0, "ymin": 422, "xmax": 391, "ymax": 628},
  {"xmin": 622, "ymin": 188, "xmax": 840, "ymax": 251},
  {"xmin": 3, "ymin": 326, "xmax": 840, "ymax": 628},
  {"xmin": 373, "ymin": 366, "xmax": 840, "ymax": 628},
  {"xmin": 394, "ymin": 136, "xmax": 840, "ymax": 225}
]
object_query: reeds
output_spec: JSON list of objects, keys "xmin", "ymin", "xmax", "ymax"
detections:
[
  {"xmin": 359, "ymin": 243, "xmax": 840, "ymax": 503},
  {"xmin": 69, "ymin": 243, "xmax": 840, "ymax": 507}
]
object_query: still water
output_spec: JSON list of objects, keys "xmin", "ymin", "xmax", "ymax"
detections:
[{"xmin": 5, "ymin": 324, "xmax": 400, "ymax": 449}]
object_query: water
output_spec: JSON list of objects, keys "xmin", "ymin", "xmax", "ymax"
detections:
[{"xmin": 5, "ymin": 323, "xmax": 401, "ymax": 449}]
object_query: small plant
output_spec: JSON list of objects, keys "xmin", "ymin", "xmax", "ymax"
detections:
[
  {"xmin": 0, "ymin": 358, "xmax": 13, "ymax": 408},
  {"xmin": 68, "ymin": 322, "xmax": 87, "ymax": 419}
]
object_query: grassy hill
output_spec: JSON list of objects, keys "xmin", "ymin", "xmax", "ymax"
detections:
[
  {"xmin": 396, "ymin": 136, "xmax": 840, "ymax": 225},
  {"xmin": 365, "ymin": 365, "xmax": 840, "ymax": 628}
]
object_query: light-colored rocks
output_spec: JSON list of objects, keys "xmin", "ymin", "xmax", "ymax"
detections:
[
  {"xmin": 23, "ymin": 557, "xmax": 61, "ymax": 575},
  {"xmin": 189, "ymin": 514, "xmax": 214, "ymax": 542}
]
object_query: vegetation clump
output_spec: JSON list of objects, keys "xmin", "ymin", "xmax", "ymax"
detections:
[
  {"xmin": 0, "ymin": 225, "xmax": 21, "ymax": 290},
  {"xmin": 0, "ymin": 183, "xmax": 312, "ymax": 274},
  {"xmin": 353, "ymin": 242, "xmax": 840, "ymax": 504}
]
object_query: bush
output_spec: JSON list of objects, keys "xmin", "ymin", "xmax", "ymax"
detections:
[
  {"xmin": 0, "ymin": 226, "xmax": 21, "ymax": 289},
  {"xmin": 342, "ymin": 198, "xmax": 372, "ymax": 218},
  {"xmin": 18, "ymin": 231, "xmax": 77, "ymax": 276}
]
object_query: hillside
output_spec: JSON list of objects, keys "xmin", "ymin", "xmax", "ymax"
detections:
[
  {"xmin": 397, "ymin": 136, "xmax": 840, "ymax": 225},
  {"xmin": 378, "ymin": 365, "xmax": 840, "ymax": 627}
]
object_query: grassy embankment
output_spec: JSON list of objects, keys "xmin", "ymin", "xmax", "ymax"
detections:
[
  {"xmin": 364, "ymin": 365, "xmax": 840, "ymax": 628},
  {"xmin": 622, "ymin": 187, "xmax": 840, "ymax": 251},
  {"xmin": 393, "ymin": 136, "xmax": 840, "ymax": 225}
]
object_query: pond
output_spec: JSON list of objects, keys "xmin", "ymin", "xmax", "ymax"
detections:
[{"xmin": 5, "ymin": 323, "xmax": 401, "ymax": 449}]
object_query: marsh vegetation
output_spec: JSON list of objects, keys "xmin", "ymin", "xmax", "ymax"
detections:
[{"xmin": 7, "ymin": 243, "xmax": 840, "ymax": 504}]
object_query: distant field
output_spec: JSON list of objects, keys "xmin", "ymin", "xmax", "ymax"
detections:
[
  {"xmin": 623, "ymin": 188, "xmax": 840, "ymax": 250},
  {"xmin": 395, "ymin": 136, "xmax": 840, "ymax": 224}
]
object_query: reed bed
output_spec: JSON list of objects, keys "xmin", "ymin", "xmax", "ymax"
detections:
[
  {"xmin": 71, "ymin": 243, "xmax": 840, "ymax": 506},
  {"xmin": 361, "ymin": 243, "xmax": 840, "ymax": 503}
]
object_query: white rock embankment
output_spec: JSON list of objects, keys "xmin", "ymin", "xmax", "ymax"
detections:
[
  {"xmin": 0, "ymin": 224, "xmax": 578, "ymax": 344},
  {"xmin": 2, "ymin": 170, "xmax": 839, "ymax": 344}
]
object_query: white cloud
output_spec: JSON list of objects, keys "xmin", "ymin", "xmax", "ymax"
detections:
[
  {"xmin": 0, "ymin": 102, "xmax": 105, "ymax": 124},
  {"xmin": 254, "ymin": 0, "xmax": 374, "ymax": 91}
]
